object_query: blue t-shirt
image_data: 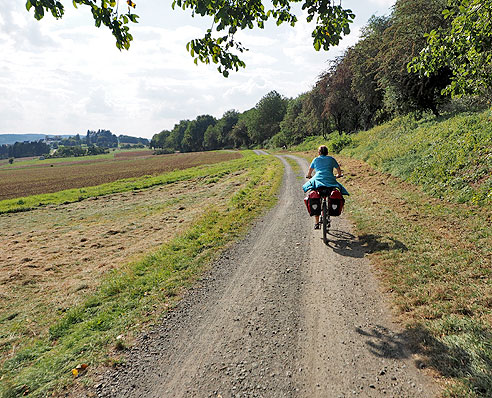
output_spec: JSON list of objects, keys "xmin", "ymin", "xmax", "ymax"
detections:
[
  {"xmin": 310, "ymin": 155, "xmax": 339, "ymax": 187},
  {"xmin": 302, "ymin": 155, "xmax": 349, "ymax": 195}
]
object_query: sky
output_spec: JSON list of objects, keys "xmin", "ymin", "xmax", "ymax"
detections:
[{"xmin": 0, "ymin": 0, "xmax": 394, "ymax": 139}]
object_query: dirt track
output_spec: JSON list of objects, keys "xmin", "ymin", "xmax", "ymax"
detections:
[{"xmin": 96, "ymin": 154, "xmax": 438, "ymax": 398}]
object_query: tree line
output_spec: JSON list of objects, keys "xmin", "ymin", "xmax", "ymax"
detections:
[
  {"xmin": 1, "ymin": 130, "xmax": 150, "ymax": 160},
  {"xmin": 0, "ymin": 141, "xmax": 50, "ymax": 160},
  {"xmin": 151, "ymin": 0, "xmax": 490, "ymax": 152}
]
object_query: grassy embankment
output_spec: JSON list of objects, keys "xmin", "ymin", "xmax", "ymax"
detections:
[
  {"xmin": 294, "ymin": 109, "xmax": 491, "ymax": 398},
  {"xmin": 0, "ymin": 151, "xmax": 283, "ymax": 398}
]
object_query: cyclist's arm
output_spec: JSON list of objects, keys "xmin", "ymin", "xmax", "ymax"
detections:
[
  {"xmin": 335, "ymin": 167, "xmax": 343, "ymax": 178},
  {"xmin": 306, "ymin": 167, "xmax": 315, "ymax": 179}
]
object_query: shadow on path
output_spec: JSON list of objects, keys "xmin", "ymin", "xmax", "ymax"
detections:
[
  {"xmin": 356, "ymin": 323, "xmax": 492, "ymax": 396},
  {"xmin": 325, "ymin": 230, "xmax": 408, "ymax": 258}
]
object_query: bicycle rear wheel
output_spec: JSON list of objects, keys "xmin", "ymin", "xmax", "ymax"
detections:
[{"xmin": 322, "ymin": 200, "xmax": 328, "ymax": 243}]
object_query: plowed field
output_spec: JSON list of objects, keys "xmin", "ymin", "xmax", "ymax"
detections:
[{"xmin": 0, "ymin": 151, "xmax": 241, "ymax": 200}]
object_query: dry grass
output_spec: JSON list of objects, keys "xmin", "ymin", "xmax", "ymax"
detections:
[
  {"xmin": 0, "ymin": 151, "xmax": 282, "ymax": 398},
  {"xmin": 0, "ymin": 170, "xmax": 248, "ymax": 369}
]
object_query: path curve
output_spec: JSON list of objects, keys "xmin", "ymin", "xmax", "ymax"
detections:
[{"xmin": 96, "ymin": 154, "xmax": 437, "ymax": 398}]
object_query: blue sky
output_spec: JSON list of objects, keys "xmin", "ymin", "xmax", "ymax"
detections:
[{"xmin": 0, "ymin": 0, "xmax": 394, "ymax": 139}]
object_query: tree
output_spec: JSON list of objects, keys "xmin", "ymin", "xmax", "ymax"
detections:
[
  {"xmin": 181, "ymin": 114, "xmax": 216, "ymax": 152},
  {"xmin": 203, "ymin": 110, "xmax": 239, "ymax": 150},
  {"xmin": 119, "ymin": 135, "xmax": 149, "ymax": 145},
  {"xmin": 317, "ymin": 55, "xmax": 361, "ymax": 134},
  {"xmin": 10, "ymin": 140, "xmax": 50, "ymax": 158},
  {"xmin": 150, "ymin": 130, "xmax": 171, "ymax": 149},
  {"xmin": 27, "ymin": 0, "xmax": 355, "ymax": 76},
  {"xmin": 377, "ymin": 0, "xmax": 451, "ymax": 116},
  {"xmin": 247, "ymin": 91, "xmax": 288, "ymax": 145},
  {"xmin": 167, "ymin": 120, "xmax": 191, "ymax": 152},
  {"xmin": 409, "ymin": 0, "xmax": 492, "ymax": 97},
  {"xmin": 203, "ymin": 124, "xmax": 221, "ymax": 150},
  {"xmin": 274, "ymin": 94, "xmax": 318, "ymax": 146},
  {"xmin": 349, "ymin": 16, "xmax": 391, "ymax": 128},
  {"xmin": 26, "ymin": 0, "xmax": 138, "ymax": 50},
  {"xmin": 229, "ymin": 118, "xmax": 250, "ymax": 148},
  {"xmin": 304, "ymin": 84, "xmax": 330, "ymax": 138}
]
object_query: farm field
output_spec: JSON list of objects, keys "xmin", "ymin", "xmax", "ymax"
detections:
[{"xmin": 0, "ymin": 151, "xmax": 241, "ymax": 201}]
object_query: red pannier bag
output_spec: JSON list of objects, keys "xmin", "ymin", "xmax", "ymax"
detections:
[
  {"xmin": 328, "ymin": 189, "xmax": 345, "ymax": 216},
  {"xmin": 304, "ymin": 190, "xmax": 321, "ymax": 216}
]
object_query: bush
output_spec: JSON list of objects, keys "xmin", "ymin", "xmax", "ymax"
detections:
[
  {"xmin": 327, "ymin": 133, "xmax": 353, "ymax": 153},
  {"xmin": 153, "ymin": 148, "xmax": 174, "ymax": 155}
]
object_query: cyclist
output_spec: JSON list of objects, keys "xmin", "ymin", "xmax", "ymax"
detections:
[{"xmin": 303, "ymin": 145, "xmax": 349, "ymax": 229}]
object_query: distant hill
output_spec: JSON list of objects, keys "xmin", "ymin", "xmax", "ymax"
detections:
[{"xmin": 0, "ymin": 134, "xmax": 72, "ymax": 145}]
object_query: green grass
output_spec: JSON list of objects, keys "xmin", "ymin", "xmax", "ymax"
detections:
[
  {"xmin": 292, "ymin": 109, "xmax": 492, "ymax": 396},
  {"xmin": 0, "ymin": 152, "xmax": 256, "ymax": 214},
  {"xmin": 0, "ymin": 153, "xmax": 116, "ymax": 168},
  {"xmin": 283, "ymin": 156, "xmax": 303, "ymax": 179},
  {"xmin": 288, "ymin": 110, "xmax": 492, "ymax": 206},
  {"xmin": 288, "ymin": 133, "xmax": 353, "ymax": 155},
  {"xmin": 0, "ymin": 148, "xmax": 153, "ymax": 168},
  {"xmin": 342, "ymin": 109, "xmax": 492, "ymax": 206},
  {"xmin": 0, "ymin": 152, "xmax": 283, "ymax": 398}
]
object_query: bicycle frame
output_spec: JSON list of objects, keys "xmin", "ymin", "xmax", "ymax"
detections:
[{"xmin": 315, "ymin": 186, "xmax": 334, "ymax": 244}]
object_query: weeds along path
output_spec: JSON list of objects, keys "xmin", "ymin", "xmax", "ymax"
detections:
[{"xmin": 98, "ymin": 154, "xmax": 437, "ymax": 398}]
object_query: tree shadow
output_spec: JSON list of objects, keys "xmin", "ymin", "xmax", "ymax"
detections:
[
  {"xmin": 325, "ymin": 231, "xmax": 408, "ymax": 258},
  {"xmin": 355, "ymin": 323, "xmax": 492, "ymax": 396}
]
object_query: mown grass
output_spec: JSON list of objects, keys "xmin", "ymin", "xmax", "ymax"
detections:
[
  {"xmin": 0, "ymin": 152, "xmax": 283, "ymax": 398},
  {"xmin": 0, "ymin": 152, "xmax": 244, "ymax": 214},
  {"xmin": 344, "ymin": 173, "xmax": 491, "ymax": 398},
  {"xmin": 0, "ymin": 153, "xmax": 115, "ymax": 168},
  {"xmin": 283, "ymin": 156, "xmax": 304, "ymax": 179},
  {"xmin": 0, "ymin": 148, "xmax": 151, "ymax": 168}
]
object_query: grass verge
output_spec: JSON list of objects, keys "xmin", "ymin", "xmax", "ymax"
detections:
[
  {"xmin": 0, "ymin": 153, "xmax": 283, "ymax": 398},
  {"xmin": 342, "ymin": 110, "xmax": 492, "ymax": 206}
]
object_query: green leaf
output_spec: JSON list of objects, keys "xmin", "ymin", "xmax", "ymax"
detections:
[{"xmin": 26, "ymin": 1, "xmax": 32, "ymax": 12}]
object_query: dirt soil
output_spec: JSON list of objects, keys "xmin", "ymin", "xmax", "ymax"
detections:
[{"xmin": 93, "ymin": 154, "xmax": 438, "ymax": 398}]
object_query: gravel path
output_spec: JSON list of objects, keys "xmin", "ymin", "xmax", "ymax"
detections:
[{"xmin": 96, "ymin": 154, "xmax": 438, "ymax": 398}]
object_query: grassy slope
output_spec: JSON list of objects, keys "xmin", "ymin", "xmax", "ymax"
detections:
[
  {"xmin": 292, "ymin": 110, "xmax": 491, "ymax": 398},
  {"xmin": 342, "ymin": 110, "xmax": 492, "ymax": 206},
  {"xmin": 0, "ymin": 151, "xmax": 283, "ymax": 398}
]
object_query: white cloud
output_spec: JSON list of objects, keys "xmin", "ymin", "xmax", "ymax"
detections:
[
  {"xmin": 86, "ymin": 88, "xmax": 114, "ymax": 114},
  {"xmin": 368, "ymin": 0, "xmax": 395, "ymax": 6}
]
